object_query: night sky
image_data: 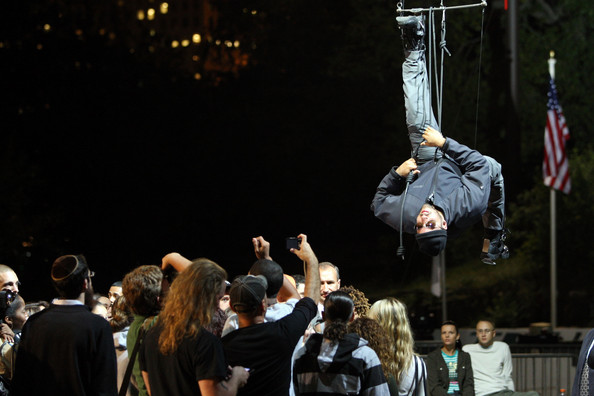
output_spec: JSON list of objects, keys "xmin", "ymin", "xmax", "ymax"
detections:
[{"xmin": 3, "ymin": 0, "xmax": 594, "ymax": 327}]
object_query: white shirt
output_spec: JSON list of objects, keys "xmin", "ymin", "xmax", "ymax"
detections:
[
  {"xmin": 463, "ymin": 341, "xmax": 514, "ymax": 396},
  {"xmin": 221, "ymin": 298, "xmax": 299, "ymax": 337}
]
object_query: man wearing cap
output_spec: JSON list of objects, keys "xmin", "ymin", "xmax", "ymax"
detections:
[
  {"xmin": 222, "ymin": 233, "xmax": 320, "ymax": 396},
  {"xmin": 371, "ymin": 14, "xmax": 508, "ymax": 264},
  {"xmin": 12, "ymin": 254, "xmax": 117, "ymax": 395}
]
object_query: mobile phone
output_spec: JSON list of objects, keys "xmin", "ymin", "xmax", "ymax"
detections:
[{"xmin": 286, "ymin": 237, "xmax": 301, "ymax": 250}]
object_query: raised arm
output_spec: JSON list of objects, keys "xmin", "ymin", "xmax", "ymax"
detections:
[
  {"xmin": 276, "ymin": 274, "xmax": 301, "ymax": 302},
  {"xmin": 252, "ymin": 236, "xmax": 272, "ymax": 261},
  {"xmin": 161, "ymin": 252, "xmax": 192, "ymax": 273},
  {"xmin": 290, "ymin": 234, "xmax": 320, "ymax": 305}
]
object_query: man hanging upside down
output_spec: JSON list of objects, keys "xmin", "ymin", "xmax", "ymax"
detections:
[{"xmin": 371, "ymin": 14, "xmax": 509, "ymax": 264}]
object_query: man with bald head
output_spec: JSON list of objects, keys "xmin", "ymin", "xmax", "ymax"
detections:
[{"xmin": 0, "ymin": 265, "xmax": 19, "ymax": 293}]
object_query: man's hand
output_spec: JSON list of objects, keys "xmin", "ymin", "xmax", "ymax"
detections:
[
  {"xmin": 289, "ymin": 234, "xmax": 315, "ymax": 263},
  {"xmin": 395, "ymin": 158, "xmax": 419, "ymax": 178},
  {"xmin": 0, "ymin": 324, "xmax": 14, "ymax": 343},
  {"xmin": 229, "ymin": 366, "xmax": 250, "ymax": 388},
  {"xmin": 421, "ymin": 126, "xmax": 446, "ymax": 148},
  {"xmin": 252, "ymin": 236, "xmax": 272, "ymax": 261}
]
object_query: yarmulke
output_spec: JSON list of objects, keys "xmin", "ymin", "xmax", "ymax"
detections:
[
  {"xmin": 415, "ymin": 229, "xmax": 448, "ymax": 256},
  {"xmin": 51, "ymin": 255, "xmax": 86, "ymax": 281}
]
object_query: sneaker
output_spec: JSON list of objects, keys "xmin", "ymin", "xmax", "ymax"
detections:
[
  {"xmin": 480, "ymin": 229, "xmax": 509, "ymax": 265},
  {"xmin": 396, "ymin": 15, "xmax": 425, "ymax": 51}
]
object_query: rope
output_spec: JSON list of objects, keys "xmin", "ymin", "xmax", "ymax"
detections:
[{"xmin": 473, "ymin": 6, "xmax": 486, "ymax": 149}]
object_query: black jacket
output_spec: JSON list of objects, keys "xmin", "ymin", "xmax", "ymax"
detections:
[
  {"xmin": 371, "ymin": 138, "xmax": 490, "ymax": 238},
  {"xmin": 426, "ymin": 347, "xmax": 474, "ymax": 396}
]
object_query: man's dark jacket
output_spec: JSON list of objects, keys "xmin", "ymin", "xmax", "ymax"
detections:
[{"xmin": 371, "ymin": 138, "xmax": 490, "ymax": 238}]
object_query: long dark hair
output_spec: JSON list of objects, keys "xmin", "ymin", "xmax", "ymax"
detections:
[{"xmin": 323, "ymin": 291, "xmax": 354, "ymax": 342}]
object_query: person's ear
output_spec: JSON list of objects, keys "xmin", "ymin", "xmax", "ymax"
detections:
[
  {"xmin": 349, "ymin": 311, "xmax": 355, "ymax": 322},
  {"xmin": 456, "ymin": 333, "xmax": 461, "ymax": 341},
  {"xmin": 83, "ymin": 278, "xmax": 89, "ymax": 291},
  {"xmin": 4, "ymin": 317, "xmax": 12, "ymax": 327}
]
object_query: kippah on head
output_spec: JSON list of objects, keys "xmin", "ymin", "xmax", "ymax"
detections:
[
  {"xmin": 415, "ymin": 229, "xmax": 448, "ymax": 256},
  {"xmin": 229, "ymin": 275, "xmax": 267, "ymax": 314},
  {"xmin": 51, "ymin": 255, "xmax": 86, "ymax": 281}
]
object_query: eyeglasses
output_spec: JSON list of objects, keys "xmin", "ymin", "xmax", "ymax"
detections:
[
  {"xmin": 415, "ymin": 220, "xmax": 443, "ymax": 231},
  {"xmin": 477, "ymin": 329, "xmax": 493, "ymax": 334}
]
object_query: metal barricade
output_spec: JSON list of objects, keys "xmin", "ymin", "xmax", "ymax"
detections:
[{"xmin": 511, "ymin": 353, "xmax": 575, "ymax": 396}]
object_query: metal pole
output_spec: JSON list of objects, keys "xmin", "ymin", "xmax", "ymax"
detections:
[
  {"xmin": 441, "ymin": 251, "xmax": 447, "ymax": 322},
  {"xmin": 397, "ymin": 0, "xmax": 487, "ymax": 13},
  {"xmin": 548, "ymin": 52, "xmax": 557, "ymax": 330}
]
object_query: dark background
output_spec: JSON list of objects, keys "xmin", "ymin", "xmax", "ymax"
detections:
[{"xmin": 2, "ymin": 0, "xmax": 594, "ymax": 328}]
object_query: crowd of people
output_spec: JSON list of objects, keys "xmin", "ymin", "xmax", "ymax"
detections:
[{"xmin": 0, "ymin": 233, "xmax": 551, "ymax": 396}]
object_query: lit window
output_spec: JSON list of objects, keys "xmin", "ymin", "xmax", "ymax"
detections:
[
  {"xmin": 147, "ymin": 8, "xmax": 155, "ymax": 20},
  {"xmin": 192, "ymin": 34, "xmax": 201, "ymax": 44},
  {"xmin": 160, "ymin": 2, "xmax": 169, "ymax": 14},
  {"xmin": 181, "ymin": 39, "xmax": 190, "ymax": 47},
  {"xmin": 171, "ymin": 40, "xmax": 179, "ymax": 48},
  {"xmin": 137, "ymin": 10, "xmax": 145, "ymax": 20}
]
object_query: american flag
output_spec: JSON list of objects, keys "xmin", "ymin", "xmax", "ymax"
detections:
[{"xmin": 543, "ymin": 77, "xmax": 571, "ymax": 194}]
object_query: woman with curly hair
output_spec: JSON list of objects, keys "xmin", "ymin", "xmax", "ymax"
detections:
[
  {"xmin": 138, "ymin": 258, "xmax": 249, "ymax": 396},
  {"xmin": 426, "ymin": 321, "xmax": 474, "ymax": 396},
  {"xmin": 348, "ymin": 317, "xmax": 392, "ymax": 379},
  {"xmin": 369, "ymin": 298, "xmax": 426, "ymax": 396}
]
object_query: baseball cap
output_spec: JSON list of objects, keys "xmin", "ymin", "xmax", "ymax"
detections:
[{"xmin": 229, "ymin": 275, "xmax": 268, "ymax": 314}]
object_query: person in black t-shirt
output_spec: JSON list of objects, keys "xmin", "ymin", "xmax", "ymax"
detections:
[
  {"xmin": 222, "ymin": 233, "xmax": 320, "ymax": 396},
  {"xmin": 139, "ymin": 258, "xmax": 249, "ymax": 396}
]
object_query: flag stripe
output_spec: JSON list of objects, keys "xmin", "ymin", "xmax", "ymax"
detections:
[{"xmin": 543, "ymin": 77, "xmax": 570, "ymax": 194}]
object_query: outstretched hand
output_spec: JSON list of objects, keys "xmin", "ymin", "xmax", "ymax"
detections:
[
  {"xmin": 290, "ymin": 234, "xmax": 315, "ymax": 263},
  {"xmin": 395, "ymin": 158, "xmax": 419, "ymax": 178},
  {"xmin": 420, "ymin": 126, "xmax": 446, "ymax": 148}
]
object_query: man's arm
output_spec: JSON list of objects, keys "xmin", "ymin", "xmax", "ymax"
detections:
[
  {"xmin": 198, "ymin": 366, "xmax": 249, "ymax": 396},
  {"xmin": 370, "ymin": 158, "xmax": 419, "ymax": 232},
  {"xmin": 276, "ymin": 274, "xmax": 300, "ymax": 302},
  {"xmin": 289, "ymin": 234, "xmax": 320, "ymax": 305},
  {"xmin": 502, "ymin": 343, "xmax": 515, "ymax": 391},
  {"xmin": 161, "ymin": 252, "xmax": 192, "ymax": 272}
]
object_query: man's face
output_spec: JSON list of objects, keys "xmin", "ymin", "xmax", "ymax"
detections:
[
  {"xmin": 319, "ymin": 267, "xmax": 340, "ymax": 302},
  {"xmin": 108, "ymin": 286, "xmax": 122, "ymax": 304},
  {"xmin": 0, "ymin": 271, "xmax": 19, "ymax": 293},
  {"xmin": 476, "ymin": 321, "xmax": 496, "ymax": 348},
  {"xmin": 416, "ymin": 204, "xmax": 447, "ymax": 234}
]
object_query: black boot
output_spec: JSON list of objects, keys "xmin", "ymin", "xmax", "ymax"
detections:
[{"xmin": 396, "ymin": 15, "xmax": 425, "ymax": 52}]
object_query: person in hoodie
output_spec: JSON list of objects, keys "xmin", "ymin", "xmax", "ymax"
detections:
[
  {"xmin": 292, "ymin": 291, "xmax": 390, "ymax": 396},
  {"xmin": 370, "ymin": 15, "xmax": 508, "ymax": 264}
]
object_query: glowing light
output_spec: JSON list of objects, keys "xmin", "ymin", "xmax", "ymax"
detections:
[
  {"xmin": 160, "ymin": 2, "xmax": 169, "ymax": 14},
  {"xmin": 75, "ymin": 29, "xmax": 83, "ymax": 36},
  {"xmin": 192, "ymin": 55, "xmax": 199, "ymax": 61},
  {"xmin": 224, "ymin": 40, "xmax": 232, "ymax": 48},
  {"xmin": 36, "ymin": 43, "xmax": 43, "ymax": 50},
  {"xmin": 147, "ymin": 8, "xmax": 155, "ymax": 20},
  {"xmin": 234, "ymin": 40, "xmax": 240, "ymax": 48},
  {"xmin": 137, "ymin": 10, "xmax": 145, "ymax": 20},
  {"xmin": 181, "ymin": 39, "xmax": 190, "ymax": 47},
  {"xmin": 194, "ymin": 73, "xmax": 202, "ymax": 80},
  {"xmin": 43, "ymin": 24, "xmax": 51, "ymax": 32},
  {"xmin": 251, "ymin": 10, "xmax": 257, "ymax": 15},
  {"xmin": 171, "ymin": 40, "xmax": 179, "ymax": 48},
  {"xmin": 150, "ymin": 29, "xmax": 156, "ymax": 36},
  {"xmin": 192, "ymin": 34, "xmax": 201, "ymax": 43},
  {"xmin": 215, "ymin": 40, "xmax": 221, "ymax": 45}
]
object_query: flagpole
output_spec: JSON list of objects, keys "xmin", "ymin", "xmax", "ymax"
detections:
[{"xmin": 548, "ymin": 51, "xmax": 557, "ymax": 330}]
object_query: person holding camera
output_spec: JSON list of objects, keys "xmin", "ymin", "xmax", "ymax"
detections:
[{"xmin": 221, "ymin": 234, "xmax": 320, "ymax": 396}]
